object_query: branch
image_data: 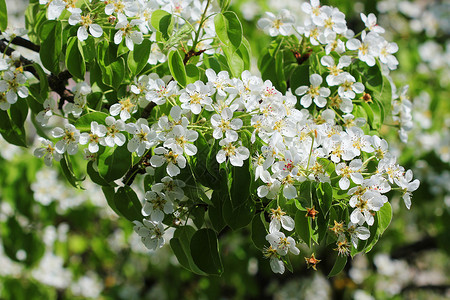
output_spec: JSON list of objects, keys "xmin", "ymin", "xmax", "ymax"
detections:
[
  {"xmin": 0, "ymin": 39, "xmax": 74, "ymax": 107},
  {"xmin": 122, "ymin": 150, "xmax": 152, "ymax": 186},
  {"xmin": 391, "ymin": 236, "xmax": 437, "ymax": 259},
  {"xmin": 0, "ymin": 36, "xmax": 41, "ymax": 52}
]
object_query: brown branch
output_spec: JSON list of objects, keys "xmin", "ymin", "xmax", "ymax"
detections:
[
  {"xmin": 122, "ymin": 150, "xmax": 152, "ymax": 186},
  {"xmin": 0, "ymin": 39, "xmax": 74, "ymax": 107},
  {"xmin": 0, "ymin": 36, "xmax": 40, "ymax": 52}
]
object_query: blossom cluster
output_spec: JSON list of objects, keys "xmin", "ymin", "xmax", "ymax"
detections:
[
  {"xmin": 32, "ymin": 64, "xmax": 420, "ymax": 271},
  {"xmin": 26, "ymin": 0, "xmax": 421, "ymax": 275},
  {"xmin": 0, "ymin": 38, "xmax": 29, "ymax": 111},
  {"xmin": 40, "ymin": 0, "xmax": 219, "ymax": 63}
]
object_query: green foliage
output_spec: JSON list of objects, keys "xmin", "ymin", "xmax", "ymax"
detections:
[
  {"xmin": 38, "ymin": 20, "xmax": 62, "ymax": 74},
  {"xmin": 65, "ymin": 37, "xmax": 85, "ymax": 80},
  {"xmin": 0, "ymin": 0, "xmax": 8, "ymax": 31}
]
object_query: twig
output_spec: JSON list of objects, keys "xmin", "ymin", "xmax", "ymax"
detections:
[{"xmin": 0, "ymin": 39, "xmax": 74, "ymax": 107}]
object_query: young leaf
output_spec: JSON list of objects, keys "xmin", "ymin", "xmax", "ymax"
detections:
[
  {"xmin": 190, "ymin": 228, "xmax": 223, "ymax": 275},
  {"xmin": 214, "ymin": 12, "xmax": 242, "ymax": 51},
  {"xmin": 0, "ymin": 0, "xmax": 7, "ymax": 31},
  {"xmin": 128, "ymin": 38, "xmax": 151, "ymax": 75},
  {"xmin": 151, "ymin": 10, "xmax": 173, "ymax": 40},
  {"xmin": 168, "ymin": 50, "xmax": 187, "ymax": 87}
]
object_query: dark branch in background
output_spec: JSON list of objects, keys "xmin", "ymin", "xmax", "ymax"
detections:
[
  {"xmin": 390, "ymin": 236, "xmax": 438, "ymax": 260},
  {"xmin": 0, "ymin": 38, "xmax": 74, "ymax": 108}
]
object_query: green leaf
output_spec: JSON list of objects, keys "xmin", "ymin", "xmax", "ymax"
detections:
[
  {"xmin": 168, "ymin": 50, "xmax": 187, "ymax": 87},
  {"xmin": 32, "ymin": 63, "xmax": 49, "ymax": 101},
  {"xmin": 218, "ymin": 0, "xmax": 230, "ymax": 11},
  {"xmin": 251, "ymin": 213, "xmax": 268, "ymax": 250},
  {"xmin": 65, "ymin": 37, "xmax": 86, "ymax": 80},
  {"xmin": 377, "ymin": 202, "xmax": 392, "ymax": 235},
  {"xmin": 186, "ymin": 64, "xmax": 199, "ymax": 84},
  {"xmin": 222, "ymin": 190, "xmax": 254, "ymax": 230},
  {"xmin": 295, "ymin": 209, "xmax": 311, "ymax": 247},
  {"xmin": 364, "ymin": 202, "xmax": 392, "ymax": 253},
  {"xmin": 191, "ymin": 205, "xmax": 205, "ymax": 229},
  {"xmin": 0, "ymin": 110, "xmax": 27, "ymax": 147},
  {"xmin": 128, "ymin": 38, "xmax": 151, "ymax": 75},
  {"xmin": 290, "ymin": 64, "xmax": 310, "ymax": 96},
  {"xmin": 60, "ymin": 154, "xmax": 84, "ymax": 189},
  {"xmin": 2, "ymin": 217, "xmax": 45, "ymax": 267},
  {"xmin": 87, "ymin": 161, "xmax": 111, "ymax": 187},
  {"xmin": 208, "ymin": 190, "xmax": 226, "ymax": 233},
  {"xmin": 151, "ymin": 10, "xmax": 173, "ymax": 40},
  {"xmin": 0, "ymin": 0, "xmax": 7, "ymax": 31},
  {"xmin": 214, "ymin": 12, "xmax": 242, "ymax": 51},
  {"xmin": 10, "ymin": 98, "xmax": 28, "ymax": 129},
  {"xmin": 229, "ymin": 159, "xmax": 251, "ymax": 208},
  {"xmin": 82, "ymin": 36, "xmax": 96, "ymax": 63},
  {"xmin": 97, "ymin": 145, "xmax": 132, "ymax": 182},
  {"xmin": 190, "ymin": 228, "xmax": 223, "ymax": 275},
  {"xmin": 319, "ymin": 182, "xmax": 332, "ymax": 217},
  {"xmin": 328, "ymin": 255, "xmax": 347, "ymax": 277},
  {"xmin": 39, "ymin": 20, "xmax": 62, "ymax": 74},
  {"xmin": 171, "ymin": 226, "xmax": 207, "ymax": 275},
  {"xmin": 74, "ymin": 112, "xmax": 108, "ymax": 132},
  {"xmin": 114, "ymin": 186, "xmax": 142, "ymax": 222},
  {"xmin": 102, "ymin": 186, "xmax": 121, "ymax": 216}
]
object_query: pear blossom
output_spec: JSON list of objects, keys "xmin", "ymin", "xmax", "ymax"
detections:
[
  {"xmin": 301, "ymin": 0, "xmax": 326, "ymax": 26},
  {"xmin": 336, "ymin": 73, "xmax": 364, "ymax": 99},
  {"xmin": 295, "ymin": 74, "xmax": 330, "ymax": 108},
  {"xmin": 163, "ymin": 125, "xmax": 198, "ymax": 156},
  {"xmin": 347, "ymin": 222, "xmax": 370, "ymax": 248},
  {"xmin": 52, "ymin": 124, "xmax": 81, "ymax": 155},
  {"xmin": 394, "ymin": 170, "xmax": 420, "ymax": 209},
  {"xmin": 216, "ymin": 138, "xmax": 250, "ymax": 167},
  {"xmin": 266, "ymin": 230, "xmax": 300, "ymax": 256},
  {"xmin": 336, "ymin": 159, "xmax": 364, "ymax": 190},
  {"xmin": 114, "ymin": 15, "xmax": 144, "ymax": 51},
  {"xmin": 320, "ymin": 55, "xmax": 352, "ymax": 86},
  {"xmin": 360, "ymin": 13, "xmax": 385, "ymax": 34},
  {"xmin": 79, "ymin": 121, "xmax": 107, "ymax": 153},
  {"xmin": 34, "ymin": 138, "xmax": 63, "ymax": 166},
  {"xmin": 36, "ymin": 98, "xmax": 57, "ymax": 126},
  {"xmin": 210, "ymin": 108, "xmax": 243, "ymax": 141},
  {"xmin": 346, "ymin": 31, "xmax": 381, "ymax": 67},
  {"xmin": 142, "ymin": 191, "xmax": 174, "ymax": 222},
  {"xmin": 103, "ymin": 116, "xmax": 126, "ymax": 147},
  {"xmin": 110, "ymin": 98, "xmax": 137, "ymax": 121},
  {"xmin": 151, "ymin": 176, "xmax": 185, "ymax": 202},
  {"xmin": 257, "ymin": 9, "xmax": 295, "ymax": 36},
  {"xmin": 269, "ymin": 206, "xmax": 295, "ymax": 232},
  {"xmin": 179, "ymin": 81, "xmax": 213, "ymax": 114},
  {"xmin": 0, "ymin": 70, "xmax": 29, "ymax": 106},
  {"xmin": 133, "ymin": 220, "xmax": 165, "ymax": 250},
  {"xmin": 69, "ymin": 13, "xmax": 103, "ymax": 41},
  {"xmin": 150, "ymin": 147, "xmax": 187, "ymax": 177},
  {"xmin": 126, "ymin": 119, "xmax": 157, "ymax": 156}
]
